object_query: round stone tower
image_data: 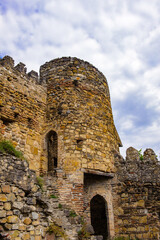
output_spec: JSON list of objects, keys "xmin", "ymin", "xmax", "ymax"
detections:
[
  {"xmin": 40, "ymin": 57, "xmax": 121, "ymax": 174},
  {"xmin": 40, "ymin": 57, "xmax": 122, "ymax": 217}
]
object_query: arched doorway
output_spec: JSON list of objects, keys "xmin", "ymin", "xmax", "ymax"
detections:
[
  {"xmin": 47, "ymin": 131, "xmax": 58, "ymax": 171},
  {"xmin": 90, "ymin": 195, "xmax": 109, "ymax": 240}
]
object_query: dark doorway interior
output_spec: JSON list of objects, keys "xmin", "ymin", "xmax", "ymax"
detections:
[
  {"xmin": 47, "ymin": 131, "xmax": 58, "ymax": 171},
  {"xmin": 90, "ymin": 194, "xmax": 109, "ymax": 240}
]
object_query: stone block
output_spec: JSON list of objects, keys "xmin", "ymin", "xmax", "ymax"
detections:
[
  {"xmin": 0, "ymin": 194, "xmax": 7, "ymax": 202},
  {"xmin": 7, "ymin": 215, "xmax": 19, "ymax": 223},
  {"xmin": 4, "ymin": 202, "xmax": 11, "ymax": 210},
  {"xmin": 2, "ymin": 185, "xmax": 11, "ymax": 193},
  {"xmin": 23, "ymin": 217, "xmax": 32, "ymax": 225},
  {"xmin": 0, "ymin": 210, "xmax": 6, "ymax": 218}
]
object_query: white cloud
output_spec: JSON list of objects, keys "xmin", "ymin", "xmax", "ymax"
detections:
[{"xmin": 0, "ymin": 0, "xmax": 160, "ymax": 157}]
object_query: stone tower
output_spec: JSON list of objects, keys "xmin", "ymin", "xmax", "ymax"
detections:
[
  {"xmin": 40, "ymin": 57, "xmax": 121, "ymax": 173},
  {"xmin": 40, "ymin": 57, "xmax": 122, "ymax": 238}
]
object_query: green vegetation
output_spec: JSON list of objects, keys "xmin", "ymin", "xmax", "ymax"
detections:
[
  {"xmin": 50, "ymin": 194, "xmax": 58, "ymax": 199},
  {"xmin": 138, "ymin": 149, "xmax": 143, "ymax": 160},
  {"xmin": 77, "ymin": 225, "xmax": 90, "ymax": 240},
  {"xmin": 69, "ymin": 210, "xmax": 77, "ymax": 217},
  {"xmin": 36, "ymin": 176, "xmax": 44, "ymax": 190},
  {"xmin": 0, "ymin": 140, "xmax": 24, "ymax": 159},
  {"xmin": 58, "ymin": 203, "xmax": 62, "ymax": 209},
  {"xmin": 47, "ymin": 223, "xmax": 67, "ymax": 239}
]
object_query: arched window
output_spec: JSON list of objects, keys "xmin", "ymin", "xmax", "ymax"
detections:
[
  {"xmin": 47, "ymin": 131, "xmax": 58, "ymax": 171},
  {"xmin": 90, "ymin": 194, "xmax": 109, "ymax": 240}
]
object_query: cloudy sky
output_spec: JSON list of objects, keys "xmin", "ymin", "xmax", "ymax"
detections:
[{"xmin": 0, "ymin": 0, "xmax": 160, "ymax": 158}]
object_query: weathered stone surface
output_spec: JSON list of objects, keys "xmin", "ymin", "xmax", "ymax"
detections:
[
  {"xmin": 7, "ymin": 215, "xmax": 19, "ymax": 223},
  {"xmin": 113, "ymin": 147, "xmax": 160, "ymax": 239},
  {"xmin": 0, "ymin": 56, "xmax": 159, "ymax": 240}
]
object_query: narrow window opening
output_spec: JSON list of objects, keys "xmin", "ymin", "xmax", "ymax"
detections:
[{"xmin": 47, "ymin": 131, "xmax": 58, "ymax": 171}]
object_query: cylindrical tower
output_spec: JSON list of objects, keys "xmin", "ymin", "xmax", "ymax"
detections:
[
  {"xmin": 40, "ymin": 57, "xmax": 122, "ymax": 214},
  {"xmin": 40, "ymin": 57, "xmax": 121, "ymax": 174}
]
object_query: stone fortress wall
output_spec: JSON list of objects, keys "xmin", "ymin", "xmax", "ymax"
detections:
[
  {"xmin": 0, "ymin": 56, "xmax": 46, "ymax": 171},
  {"xmin": 0, "ymin": 55, "xmax": 159, "ymax": 239}
]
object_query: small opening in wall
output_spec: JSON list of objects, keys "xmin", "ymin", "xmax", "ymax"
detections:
[
  {"xmin": 14, "ymin": 112, "xmax": 19, "ymax": 119},
  {"xmin": 1, "ymin": 117, "xmax": 14, "ymax": 125},
  {"xmin": 77, "ymin": 139, "xmax": 83, "ymax": 145},
  {"xmin": 28, "ymin": 118, "xmax": 32, "ymax": 123},
  {"xmin": 73, "ymin": 80, "xmax": 78, "ymax": 87}
]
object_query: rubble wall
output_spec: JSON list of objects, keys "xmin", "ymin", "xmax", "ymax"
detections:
[
  {"xmin": 0, "ymin": 153, "xmax": 84, "ymax": 240},
  {"xmin": 113, "ymin": 147, "xmax": 160, "ymax": 239}
]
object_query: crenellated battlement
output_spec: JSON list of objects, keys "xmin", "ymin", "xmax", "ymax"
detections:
[{"xmin": 0, "ymin": 55, "xmax": 39, "ymax": 83}]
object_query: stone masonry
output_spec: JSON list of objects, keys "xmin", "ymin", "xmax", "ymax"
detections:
[
  {"xmin": 0, "ymin": 55, "xmax": 160, "ymax": 239},
  {"xmin": 113, "ymin": 147, "xmax": 160, "ymax": 239}
]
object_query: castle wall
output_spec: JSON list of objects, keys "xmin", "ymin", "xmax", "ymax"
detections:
[
  {"xmin": 113, "ymin": 147, "xmax": 160, "ymax": 239},
  {"xmin": 0, "ymin": 56, "xmax": 46, "ymax": 172}
]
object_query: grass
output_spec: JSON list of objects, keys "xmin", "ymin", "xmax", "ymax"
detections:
[{"xmin": 0, "ymin": 140, "xmax": 24, "ymax": 159}]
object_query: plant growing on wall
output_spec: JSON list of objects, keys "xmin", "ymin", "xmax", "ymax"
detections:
[
  {"xmin": 0, "ymin": 140, "xmax": 24, "ymax": 159},
  {"xmin": 138, "ymin": 149, "xmax": 143, "ymax": 160},
  {"xmin": 47, "ymin": 223, "xmax": 67, "ymax": 239}
]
